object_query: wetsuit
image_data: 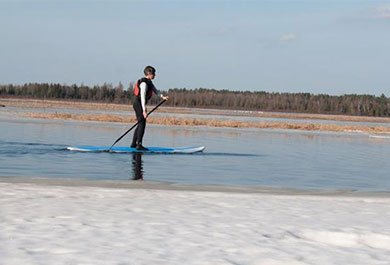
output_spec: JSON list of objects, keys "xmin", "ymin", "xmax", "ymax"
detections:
[{"xmin": 131, "ymin": 78, "xmax": 161, "ymax": 147}]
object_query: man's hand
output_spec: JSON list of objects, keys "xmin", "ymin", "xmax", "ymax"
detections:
[
  {"xmin": 162, "ymin": 95, "xmax": 169, "ymax": 101},
  {"xmin": 143, "ymin": 111, "xmax": 147, "ymax": 119}
]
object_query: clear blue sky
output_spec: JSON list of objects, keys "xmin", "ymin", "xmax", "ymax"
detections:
[{"xmin": 1, "ymin": 0, "xmax": 389, "ymax": 96}]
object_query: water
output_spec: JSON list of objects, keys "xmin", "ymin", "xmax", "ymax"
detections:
[{"xmin": 1, "ymin": 116, "xmax": 390, "ymax": 191}]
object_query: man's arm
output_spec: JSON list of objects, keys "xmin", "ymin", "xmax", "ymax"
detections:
[
  {"xmin": 139, "ymin": 82, "xmax": 148, "ymax": 118},
  {"xmin": 153, "ymin": 85, "xmax": 168, "ymax": 101}
]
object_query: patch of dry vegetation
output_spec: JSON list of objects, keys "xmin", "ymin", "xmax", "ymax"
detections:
[
  {"xmin": 0, "ymin": 98, "xmax": 132, "ymax": 111},
  {"xmin": 25, "ymin": 112, "xmax": 390, "ymax": 134},
  {"xmin": 3, "ymin": 97, "xmax": 390, "ymax": 123}
]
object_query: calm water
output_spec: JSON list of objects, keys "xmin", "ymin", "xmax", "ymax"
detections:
[{"xmin": 1, "ymin": 116, "xmax": 390, "ymax": 191}]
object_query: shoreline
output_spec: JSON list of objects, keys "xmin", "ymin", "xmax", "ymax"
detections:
[
  {"xmin": 1, "ymin": 176, "xmax": 390, "ymax": 198},
  {"xmin": 2, "ymin": 97, "xmax": 390, "ymax": 123},
  {"xmin": 1, "ymin": 98, "xmax": 390, "ymax": 134},
  {"xmin": 23, "ymin": 112, "xmax": 390, "ymax": 134}
]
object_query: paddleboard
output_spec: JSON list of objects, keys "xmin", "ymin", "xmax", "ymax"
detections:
[{"xmin": 67, "ymin": 145, "xmax": 205, "ymax": 154}]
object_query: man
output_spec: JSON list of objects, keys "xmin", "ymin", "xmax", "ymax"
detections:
[{"xmin": 131, "ymin": 66, "xmax": 168, "ymax": 150}]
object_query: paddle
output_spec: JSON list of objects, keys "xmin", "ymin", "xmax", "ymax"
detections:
[{"xmin": 107, "ymin": 99, "xmax": 167, "ymax": 151}]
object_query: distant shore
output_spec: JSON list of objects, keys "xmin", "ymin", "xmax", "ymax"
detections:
[{"xmin": 2, "ymin": 97, "xmax": 390, "ymax": 134}]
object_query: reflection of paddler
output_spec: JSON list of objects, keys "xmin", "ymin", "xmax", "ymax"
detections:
[
  {"xmin": 131, "ymin": 152, "xmax": 144, "ymax": 180},
  {"xmin": 131, "ymin": 66, "xmax": 168, "ymax": 151}
]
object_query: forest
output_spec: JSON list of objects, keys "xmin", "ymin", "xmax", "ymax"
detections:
[{"xmin": 1, "ymin": 83, "xmax": 389, "ymax": 117}]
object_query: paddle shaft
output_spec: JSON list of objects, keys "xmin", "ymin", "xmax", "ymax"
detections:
[{"xmin": 108, "ymin": 99, "xmax": 166, "ymax": 150}]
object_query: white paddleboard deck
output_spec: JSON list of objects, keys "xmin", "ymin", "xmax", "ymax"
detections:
[{"xmin": 67, "ymin": 146, "xmax": 205, "ymax": 154}]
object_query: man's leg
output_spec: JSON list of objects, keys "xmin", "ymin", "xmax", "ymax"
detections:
[
  {"xmin": 131, "ymin": 126, "xmax": 138, "ymax": 148},
  {"xmin": 136, "ymin": 118, "xmax": 146, "ymax": 145},
  {"xmin": 132, "ymin": 99, "xmax": 143, "ymax": 147}
]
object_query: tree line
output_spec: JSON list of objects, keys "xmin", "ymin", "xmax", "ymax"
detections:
[{"xmin": 1, "ymin": 83, "xmax": 389, "ymax": 117}]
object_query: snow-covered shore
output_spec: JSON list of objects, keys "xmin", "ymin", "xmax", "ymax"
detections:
[{"xmin": 1, "ymin": 180, "xmax": 390, "ymax": 265}]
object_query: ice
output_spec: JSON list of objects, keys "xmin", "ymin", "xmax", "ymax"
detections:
[{"xmin": 1, "ymin": 183, "xmax": 390, "ymax": 265}]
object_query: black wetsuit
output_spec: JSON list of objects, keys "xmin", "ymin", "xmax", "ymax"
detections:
[
  {"xmin": 131, "ymin": 96, "xmax": 146, "ymax": 146},
  {"xmin": 131, "ymin": 78, "xmax": 155, "ymax": 147}
]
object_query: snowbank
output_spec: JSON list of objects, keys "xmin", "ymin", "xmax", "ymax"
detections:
[{"xmin": 1, "ymin": 182, "xmax": 389, "ymax": 265}]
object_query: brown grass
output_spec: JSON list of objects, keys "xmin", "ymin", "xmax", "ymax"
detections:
[
  {"xmin": 3, "ymin": 97, "xmax": 390, "ymax": 123},
  {"xmin": 0, "ymin": 98, "xmax": 133, "ymax": 111},
  {"xmin": 24, "ymin": 112, "xmax": 390, "ymax": 134}
]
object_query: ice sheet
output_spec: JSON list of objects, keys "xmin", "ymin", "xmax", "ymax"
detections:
[{"xmin": 1, "ymin": 183, "xmax": 389, "ymax": 265}]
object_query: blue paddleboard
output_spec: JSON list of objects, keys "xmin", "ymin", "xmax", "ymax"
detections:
[{"xmin": 67, "ymin": 146, "xmax": 205, "ymax": 154}]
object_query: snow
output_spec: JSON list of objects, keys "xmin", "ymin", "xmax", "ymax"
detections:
[{"xmin": 1, "ymin": 182, "xmax": 390, "ymax": 265}]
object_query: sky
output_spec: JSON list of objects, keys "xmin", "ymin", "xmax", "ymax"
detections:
[{"xmin": 0, "ymin": 0, "xmax": 389, "ymax": 96}]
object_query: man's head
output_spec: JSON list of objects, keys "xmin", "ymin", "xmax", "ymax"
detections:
[{"xmin": 144, "ymin": 66, "xmax": 156, "ymax": 80}]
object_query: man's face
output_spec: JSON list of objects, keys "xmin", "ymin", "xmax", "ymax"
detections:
[{"xmin": 146, "ymin": 73, "xmax": 155, "ymax": 80}]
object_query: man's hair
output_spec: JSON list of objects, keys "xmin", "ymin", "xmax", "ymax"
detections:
[{"xmin": 144, "ymin": 66, "xmax": 156, "ymax": 76}]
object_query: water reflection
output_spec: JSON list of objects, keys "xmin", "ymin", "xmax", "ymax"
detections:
[{"xmin": 131, "ymin": 152, "xmax": 144, "ymax": 180}]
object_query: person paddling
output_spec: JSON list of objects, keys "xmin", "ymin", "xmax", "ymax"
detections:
[{"xmin": 131, "ymin": 66, "xmax": 168, "ymax": 150}]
